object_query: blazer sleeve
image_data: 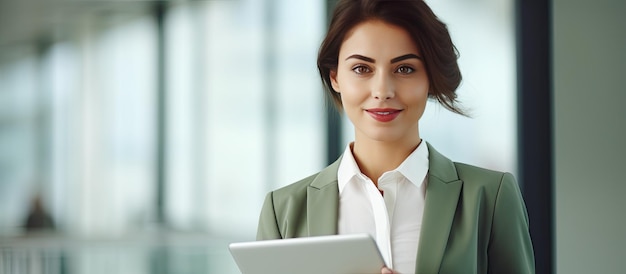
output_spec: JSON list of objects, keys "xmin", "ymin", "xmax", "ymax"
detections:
[
  {"xmin": 488, "ymin": 173, "xmax": 535, "ymax": 273},
  {"xmin": 256, "ymin": 192, "xmax": 282, "ymax": 240}
]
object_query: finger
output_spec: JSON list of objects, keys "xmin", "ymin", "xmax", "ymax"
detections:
[{"xmin": 381, "ymin": 266, "xmax": 394, "ymax": 274}]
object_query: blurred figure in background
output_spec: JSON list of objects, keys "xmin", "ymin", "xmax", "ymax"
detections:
[{"xmin": 23, "ymin": 193, "xmax": 55, "ymax": 232}]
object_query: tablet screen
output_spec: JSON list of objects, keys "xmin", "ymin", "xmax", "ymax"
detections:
[{"xmin": 229, "ymin": 234, "xmax": 385, "ymax": 274}]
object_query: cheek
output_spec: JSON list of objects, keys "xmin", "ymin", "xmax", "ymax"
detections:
[
  {"xmin": 399, "ymin": 81, "xmax": 429, "ymax": 101},
  {"xmin": 340, "ymin": 91, "xmax": 365, "ymax": 113},
  {"xmin": 337, "ymin": 80, "xmax": 368, "ymax": 105}
]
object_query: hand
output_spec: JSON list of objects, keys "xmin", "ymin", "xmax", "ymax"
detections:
[{"xmin": 381, "ymin": 266, "xmax": 395, "ymax": 274}]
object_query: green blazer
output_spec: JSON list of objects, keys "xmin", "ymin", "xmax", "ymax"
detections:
[{"xmin": 257, "ymin": 143, "xmax": 535, "ymax": 273}]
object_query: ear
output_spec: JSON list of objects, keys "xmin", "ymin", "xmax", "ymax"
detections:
[{"xmin": 330, "ymin": 70, "xmax": 340, "ymax": 93}]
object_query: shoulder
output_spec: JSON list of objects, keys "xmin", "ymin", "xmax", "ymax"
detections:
[
  {"xmin": 454, "ymin": 162, "xmax": 513, "ymax": 184},
  {"xmin": 271, "ymin": 172, "xmax": 319, "ymax": 199},
  {"xmin": 454, "ymin": 162, "xmax": 518, "ymax": 192}
]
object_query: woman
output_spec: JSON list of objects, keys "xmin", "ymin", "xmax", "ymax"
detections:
[{"xmin": 257, "ymin": 0, "xmax": 535, "ymax": 273}]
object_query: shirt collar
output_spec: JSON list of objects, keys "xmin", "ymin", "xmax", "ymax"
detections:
[
  {"xmin": 337, "ymin": 141, "xmax": 429, "ymax": 194},
  {"xmin": 337, "ymin": 143, "xmax": 362, "ymax": 194}
]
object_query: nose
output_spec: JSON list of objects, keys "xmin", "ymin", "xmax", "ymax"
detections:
[{"xmin": 371, "ymin": 72, "xmax": 395, "ymax": 101}]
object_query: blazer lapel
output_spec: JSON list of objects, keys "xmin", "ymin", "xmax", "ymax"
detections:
[
  {"xmin": 302, "ymin": 145, "xmax": 462, "ymax": 272},
  {"xmin": 416, "ymin": 143, "xmax": 463, "ymax": 273},
  {"xmin": 306, "ymin": 158, "xmax": 341, "ymax": 236}
]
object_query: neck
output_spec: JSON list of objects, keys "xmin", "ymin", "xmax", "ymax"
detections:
[{"xmin": 351, "ymin": 137, "xmax": 422, "ymax": 186}]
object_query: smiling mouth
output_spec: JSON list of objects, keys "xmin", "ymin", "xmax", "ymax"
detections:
[
  {"xmin": 370, "ymin": 111, "xmax": 394, "ymax": 115},
  {"xmin": 366, "ymin": 109, "xmax": 402, "ymax": 114},
  {"xmin": 365, "ymin": 109, "xmax": 402, "ymax": 122}
]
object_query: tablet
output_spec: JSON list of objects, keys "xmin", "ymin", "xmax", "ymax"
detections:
[{"xmin": 228, "ymin": 233, "xmax": 386, "ymax": 274}]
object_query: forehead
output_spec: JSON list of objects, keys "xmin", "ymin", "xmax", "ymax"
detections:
[{"xmin": 339, "ymin": 20, "xmax": 420, "ymax": 59}]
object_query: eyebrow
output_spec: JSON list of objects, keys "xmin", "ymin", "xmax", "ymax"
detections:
[
  {"xmin": 345, "ymin": 54, "xmax": 375, "ymax": 63},
  {"xmin": 345, "ymin": 53, "xmax": 422, "ymax": 63},
  {"xmin": 390, "ymin": 54, "xmax": 422, "ymax": 63}
]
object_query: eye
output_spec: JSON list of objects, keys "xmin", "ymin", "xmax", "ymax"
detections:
[
  {"xmin": 352, "ymin": 65, "xmax": 371, "ymax": 75},
  {"xmin": 396, "ymin": 66, "xmax": 415, "ymax": 74}
]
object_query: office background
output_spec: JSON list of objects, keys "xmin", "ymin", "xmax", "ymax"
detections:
[{"xmin": 0, "ymin": 0, "xmax": 623, "ymax": 273}]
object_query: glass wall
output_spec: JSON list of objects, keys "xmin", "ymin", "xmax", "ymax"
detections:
[
  {"xmin": 0, "ymin": 46, "xmax": 41, "ymax": 234},
  {"xmin": 1, "ymin": 0, "xmax": 324, "ymax": 273},
  {"xmin": 424, "ymin": 0, "xmax": 518, "ymax": 174},
  {"xmin": 163, "ymin": 0, "xmax": 325, "ymax": 236}
]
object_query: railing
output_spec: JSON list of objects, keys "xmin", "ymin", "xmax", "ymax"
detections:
[{"xmin": 0, "ymin": 232, "xmax": 244, "ymax": 274}]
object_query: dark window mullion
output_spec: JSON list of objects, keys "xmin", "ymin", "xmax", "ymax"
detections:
[{"xmin": 516, "ymin": 0, "xmax": 554, "ymax": 273}]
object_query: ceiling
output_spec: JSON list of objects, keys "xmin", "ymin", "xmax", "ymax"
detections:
[{"xmin": 0, "ymin": 0, "xmax": 159, "ymax": 48}]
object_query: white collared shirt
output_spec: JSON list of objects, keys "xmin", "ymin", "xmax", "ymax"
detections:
[{"xmin": 337, "ymin": 142, "xmax": 429, "ymax": 274}]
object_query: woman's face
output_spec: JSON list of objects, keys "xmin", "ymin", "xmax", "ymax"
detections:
[{"xmin": 330, "ymin": 20, "xmax": 429, "ymax": 144}]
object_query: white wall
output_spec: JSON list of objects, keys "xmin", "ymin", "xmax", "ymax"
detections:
[{"xmin": 553, "ymin": 0, "xmax": 626, "ymax": 273}]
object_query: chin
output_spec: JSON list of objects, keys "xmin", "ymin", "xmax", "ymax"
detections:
[{"xmin": 362, "ymin": 129, "xmax": 406, "ymax": 143}]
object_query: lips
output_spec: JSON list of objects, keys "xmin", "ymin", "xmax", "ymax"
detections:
[{"xmin": 365, "ymin": 108, "xmax": 402, "ymax": 122}]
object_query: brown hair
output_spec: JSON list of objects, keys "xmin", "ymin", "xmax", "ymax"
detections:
[{"xmin": 317, "ymin": 0, "xmax": 466, "ymax": 116}]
